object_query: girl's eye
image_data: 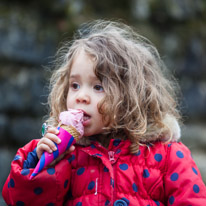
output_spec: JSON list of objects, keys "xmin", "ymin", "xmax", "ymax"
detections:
[
  {"xmin": 94, "ymin": 84, "xmax": 104, "ymax": 92},
  {"xmin": 71, "ymin": 83, "xmax": 80, "ymax": 90}
]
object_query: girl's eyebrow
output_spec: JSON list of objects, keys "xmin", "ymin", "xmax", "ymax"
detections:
[
  {"xmin": 69, "ymin": 74, "xmax": 100, "ymax": 81},
  {"xmin": 69, "ymin": 74, "xmax": 80, "ymax": 79}
]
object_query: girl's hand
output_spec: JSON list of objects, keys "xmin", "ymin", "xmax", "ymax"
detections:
[{"xmin": 36, "ymin": 126, "xmax": 75, "ymax": 166}]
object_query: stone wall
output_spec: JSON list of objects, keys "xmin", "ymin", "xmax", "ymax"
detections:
[{"xmin": 0, "ymin": 0, "xmax": 206, "ymax": 205}]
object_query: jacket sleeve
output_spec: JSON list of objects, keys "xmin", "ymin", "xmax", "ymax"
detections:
[
  {"xmin": 164, "ymin": 142, "xmax": 206, "ymax": 205},
  {"xmin": 2, "ymin": 139, "xmax": 72, "ymax": 206}
]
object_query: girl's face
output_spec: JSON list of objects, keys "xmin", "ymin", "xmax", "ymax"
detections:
[{"xmin": 66, "ymin": 50, "xmax": 106, "ymax": 136}]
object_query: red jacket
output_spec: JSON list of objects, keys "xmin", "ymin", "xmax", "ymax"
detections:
[{"xmin": 2, "ymin": 139, "xmax": 206, "ymax": 206}]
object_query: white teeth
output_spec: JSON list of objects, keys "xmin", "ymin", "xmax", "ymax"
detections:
[{"xmin": 83, "ymin": 115, "xmax": 90, "ymax": 121}]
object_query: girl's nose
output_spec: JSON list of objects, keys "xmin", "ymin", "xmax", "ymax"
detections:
[{"xmin": 76, "ymin": 91, "xmax": 90, "ymax": 104}]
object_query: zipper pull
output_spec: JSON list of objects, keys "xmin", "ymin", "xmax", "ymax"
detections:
[
  {"xmin": 108, "ymin": 151, "xmax": 115, "ymax": 162},
  {"xmin": 95, "ymin": 178, "xmax": 98, "ymax": 195}
]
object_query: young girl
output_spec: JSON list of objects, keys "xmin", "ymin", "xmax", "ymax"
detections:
[{"xmin": 2, "ymin": 20, "xmax": 206, "ymax": 206}]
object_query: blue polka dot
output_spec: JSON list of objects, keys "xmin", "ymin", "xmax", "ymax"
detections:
[
  {"xmin": 34, "ymin": 187, "xmax": 43, "ymax": 195},
  {"xmin": 76, "ymin": 202, "xmax": 82, "ymax": 206},
  {"xmin": 132, "ymin": 183, "xmax": 138, "ymax": 192},
  {"xmin": 47, "ymin": 168, "xmax": 55, "ymax": 175},
  {"xmin": 68, "ymin": 154, "xmax": 75, "ymax": 163},
  {"xmin": 169, "ymin": 196, "xmax": 175, "ymax": 204},
  {"xmin": 88, "ymin": 181, "xmax": 95, "ymax": 190},
  {"xmin": 104, "ymin": 166, "xmax": 109, "ymax": 172},
  {"xmin": 168, "ymin": 143, "xmax": 172, "ymax": 147},
  {"xmin": 77, "ymin": 167, "xmax": 85, "ymax": 175},
  {"xmin": 154, "ymin": 154, "xmax": 162, "ymax": 162},
  {"xmin": 170, "ymin": 173, "xmax": 179, "ymax": 181},
  {"xmin": 113, "ymin": 139, "xmax": 121, "ymax": 146},
  {"xmin": 154, "ymin": 200, "xmax": 160, "ymax": 206},
  {"xmin": 134, "ymin": 150, "xmax": 141, "ymax": 156},
  {"xmin": 16, "ymin": 201, "xmax": 25, "ymax": 206},
  {"xmin": 90, "ymin": 144, "xmax": 96, "ymax": 148},
  {"xmin": 143, "ymin": 169, "xmax": 150, "ymax": 178},
  {"xmin": 21, "ymin": 169, "xmax": 30, "ymax": 176},
  {"xmin": 192, "ymin": 167, "xmax": 198, "ymax": 175},
  {"xmin": 176, "ymin": 151, "xmax": 184, "ymax": 158},
  {"xmin": 119, "ymin": 163, "xmax": 129, "ymax": 171},
  {"xmin": 46, "ymin": 203, "xmax": 55, "ymax": 206},
  {"xmin": 193, "ymin": 184, "xmax": 200, "ymax": 193},
  {"xmin": 13, "ymin": 155, "xmax": 21, "ymax": 161},
  {"xmin": 121, "ymin": 197, "xmax": 130, "ymax": 205},
  {"xmin": 9, "ymin": 178, "xmax": 15, "ymax": 188},
  {"xmin": 64, "ymin": 179, "xmax": 69, "ymax": 188},
  {"xmin": 105, "ymin": 200, "xmax": 110, "ymax": 205},
  {"xmin": 116, "ymin": 149, "xmax": 121, "ymax": 154},
  {"xmin": 94, "ymin": 153, "xmax": 102, "ymax": 157}
]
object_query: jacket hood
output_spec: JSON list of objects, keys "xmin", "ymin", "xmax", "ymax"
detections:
[{"xmin": 139, "ymin": 114, "xmax": 181, "ymax": 143}]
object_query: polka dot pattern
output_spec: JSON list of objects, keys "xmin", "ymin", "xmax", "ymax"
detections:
[
  {"xmin": 88, "ymin": 181, "xmax": 95, "ymax": 190},
  {"xmin": 34, "ymin": 187, "xmax": 43, "ymax": 195},
  {"xmin": 64, "ymin": 179, "xmax": 69, "ymax": 188},
  {"xmin": 105, "ymin": 200, "xmax": 110, "ymax": 205},
  {"xmin": 134, "ymin": 150, "xmax": 141, "ymax": 156},
  {"xmin": 119, "ymin": 163, "xmax": 128, "ymax": 171},
  {"xmin": 193, "ymin": 184, "xmax": 200, "ymax": 193},
  {"xmin": 94, "ymin": 153, "xmax": 102, "ymax": 157},
  {"xmin": 4, "ymin": 139, "xmax": 205, "ymax": 205},
  {"xmin": 132, "ymin": 183, "xmax": 138, "ymax": 192},
  {"xmin": 154, "ymin": 200, "xmax": 160, "ymax": 206},
  {"xmin": 16, "ymin": 201, "xmax": 25, "ymax": 206},
  {"xmin": 192, "ymin": 167, "xmax": 198, "ymax": 175},
  {"xmin": 68, "ymin": 154, "xmax": 75, "ymax": 163},
  {"xmin": 113, "ymin": 139, "xmax": 121, "ymax": 146},
  {"xmin": 8, "ymin": 178, "xmax": 15, "ymax": 188},
  {"xmin": 46, "ymin": 203, "xmax": 55, "ymax": 206},
  {"xmin": 116, "ymin": 149, "xmax": 121, "ymax": 154},
  {"xmin": 47, "ymin": 168, "xmax": 55, "ymax": 175},
  {"xmin": 77, "ymin": 167, "xmax": 85, "ymax": 175},
  {"xmin": 90, "ymin": 144, "xmax": 96, "ymax": 148},
  {"xmin": 176, "ymin": 151, "xmax": 184, "ymax": 158},
  {"xmin": 170, "ymin": 173, "xmax": 179, "ymax": 181},
  {"xmin": 104, "ymin": 166, "xmax": 109, "ymax": 172},
  {"xmin": 169, "ymin": 196, "xmax": 175, "ymax": 204},
  {"xmin": 154, "ymin": 154, "xmax": 162, "ymax": 162},
  {"xmin": 143, "ymin": 169, "xmax": 150, "ymax": 178}
]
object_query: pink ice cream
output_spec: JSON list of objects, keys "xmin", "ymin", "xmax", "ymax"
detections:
[
  {"xmin": 30, "ymin": 109, "xmax": 84, "ymax": 180},
  {"xmin": 59, "ymin": 109, "xmax": 84, "ymax": 138}
]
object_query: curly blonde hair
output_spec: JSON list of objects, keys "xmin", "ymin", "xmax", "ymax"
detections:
[{"xmin": 47, "ymin": 20, "xmax": 180, "ymax": 153}]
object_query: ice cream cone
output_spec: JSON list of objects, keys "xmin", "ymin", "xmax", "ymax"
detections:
[{"xmin": 30, "ymin": 109, "xmax": 84, "ymax": 180}]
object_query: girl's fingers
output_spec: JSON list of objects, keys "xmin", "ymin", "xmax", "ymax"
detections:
[
  {"xmin": 44, "ymin": 132, "xmax": 61, "ymax": 144},
  {"xmin": 37, "ymin": 143, "xmax": 53, "ymax": 159},
  {"xmin": 39, "ymin": 137, "xmax": 57, "ymax": 151},
  {"xmin": 66, "ymin": 145, "xmax": 75, "ymax": 153},
  {"xmin": 47, "ymin": 126, "xmax": 59, "ymax": 135}
]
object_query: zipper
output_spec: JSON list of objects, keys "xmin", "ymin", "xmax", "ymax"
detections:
[
  {"xmin": 108, "ymin": 151, "xmax": 116, "ymax": 205},
  {"xmin": 108, "ymin": 151, "xmax": 115, "ymax": 162}
]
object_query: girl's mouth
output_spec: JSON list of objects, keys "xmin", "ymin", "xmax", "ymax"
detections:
[
  {"xmin": 83, "ymin": 114, "xmax": 90, "ymax": 121},
  {"xmin": 82, "ymin": 112, "xmax": 91, "ymax": 126}
]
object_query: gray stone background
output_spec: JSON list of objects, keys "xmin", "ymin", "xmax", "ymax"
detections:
[{"xmin": 0, "ymin": 0, "xmax": 206, "ymax": 205}]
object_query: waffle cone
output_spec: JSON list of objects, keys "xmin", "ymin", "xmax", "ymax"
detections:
[{"xmin": 60, "ymin": 125, "xmax": 80, "ymax": 141}]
